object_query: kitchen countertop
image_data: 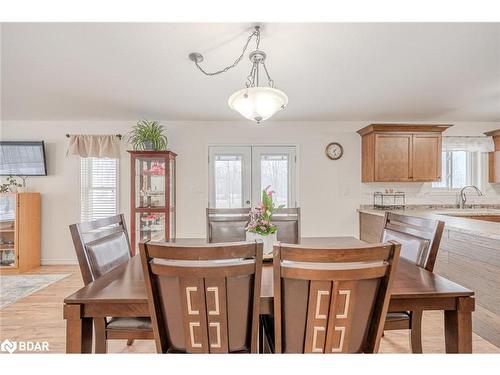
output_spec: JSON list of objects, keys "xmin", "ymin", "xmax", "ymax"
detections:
[{"xmin": 358, "ymin": 207, "xmax": 500, "ymax": 241}]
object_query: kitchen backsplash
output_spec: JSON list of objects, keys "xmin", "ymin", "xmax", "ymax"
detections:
[{"xmin": 361, "ymin": 182, "xmax": 500, "ymax": 205}]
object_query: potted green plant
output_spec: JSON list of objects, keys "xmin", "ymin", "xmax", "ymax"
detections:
[
  {"xmin": 129, "ymin": 120, "xmax": 168, "ymax": 151},
  {"xmin": 0, "ymin": 176, "xmax": 23, "ymax": 193}
]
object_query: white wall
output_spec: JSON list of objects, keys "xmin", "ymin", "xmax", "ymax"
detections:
[{"xmin": 1, "ymin": 120, "xmax": 499, "ymax": 264}]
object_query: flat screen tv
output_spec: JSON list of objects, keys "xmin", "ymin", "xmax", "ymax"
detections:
[{"xmin": 0, "ymin": 141, "xmax": 47, "ymax": 176}]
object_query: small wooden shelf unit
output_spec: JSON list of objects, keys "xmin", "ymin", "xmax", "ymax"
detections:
[{"xmin": 0, "ymin": 192, "xmax": 41, "ymax": 273}]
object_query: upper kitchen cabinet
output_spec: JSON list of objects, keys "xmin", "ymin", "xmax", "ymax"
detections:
[
  {"xmin": 357, "ymin": 124, "xmax": 452, "ymax": 182},
  {"xmin": 484, "ymin": 129, "xmax": 500, "ymax": 183}
]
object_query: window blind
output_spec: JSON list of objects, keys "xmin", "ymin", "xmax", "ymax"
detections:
[{"xmin": 80, "ymin": 157, "xmax": 119, "ymax": 222}]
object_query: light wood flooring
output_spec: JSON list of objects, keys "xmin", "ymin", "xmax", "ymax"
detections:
[{"xmin": 1, "ymin": 265, "xmax": 499, "ymax": 354}]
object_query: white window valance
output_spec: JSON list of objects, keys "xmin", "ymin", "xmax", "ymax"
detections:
[
  {"xmin": 442, "ymin": 136, "xmax": 494, "ymax": 153},
  {"xmin": 66, "ymin": 135, "xmax": 120, "ymax": 158}
]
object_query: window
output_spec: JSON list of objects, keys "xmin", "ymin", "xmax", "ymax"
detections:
[
  {"xmin": 80, "ymin": 157, "xmax": 119, "ymax": 222},
  {"xmin": 432, "ymin": 151, "xmax": 476, "ymax": 190},
  {"xmin": 209, "ymin": 146, "xmax": 296, "ymax": 208}
]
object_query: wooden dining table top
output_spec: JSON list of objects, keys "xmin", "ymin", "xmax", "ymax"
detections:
[{"xmin": 64, "ymin": 236, "xmax": 474, "ymax": 305}]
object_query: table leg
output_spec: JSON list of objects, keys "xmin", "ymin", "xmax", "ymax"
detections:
[
  {"xmin": 94, "ymin": 318, "xmax": 108, "ymax": 354},
  {"xmin": 444, "ymin": 297, "xmax": 474, "ymax": 353},
  {"xmin": 64, "ymin": 304, "xmax": 93, "ymax": 353}
]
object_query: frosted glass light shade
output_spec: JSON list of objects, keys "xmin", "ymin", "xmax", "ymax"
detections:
[{"xmin": 228, "ymin": 87, "xmax": 288, "ymax": 123}]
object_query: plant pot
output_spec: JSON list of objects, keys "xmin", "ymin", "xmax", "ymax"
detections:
[
  {"xmin": 245, "ymin": 231, "xmax": 278, "ymax": 255},
  {"xmin": 143, "ymin": 141, "xmax": 154, "ymax": 151}
]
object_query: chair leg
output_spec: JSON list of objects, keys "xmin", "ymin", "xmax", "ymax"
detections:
[
  {"xmin": 259, "ymin": 316, "xmax": 264, "ymax": 354},
  {"xmin": 410, "ymin": 310, "xmax": 423, "ymax": 353},
  {"xmin": 127, "ymin": 339, "xmax": 135, "ymax": 346},
  {"xmin": 94, "ymin": 319, "xmax": 107, "ymax": 354}
]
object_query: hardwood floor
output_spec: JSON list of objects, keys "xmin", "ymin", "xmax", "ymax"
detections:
[{"xmin": 1, "ymin": 265, "xmax": 499, "ymax": 354}]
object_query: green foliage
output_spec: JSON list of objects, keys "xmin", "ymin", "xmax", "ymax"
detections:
[
  {"xmin": 0, "ymin": 176, "xmax": 22, "ymax": 193},
  {"xmin": 128, "ymin": 119, "xmax": 168, "ymax": 151}
]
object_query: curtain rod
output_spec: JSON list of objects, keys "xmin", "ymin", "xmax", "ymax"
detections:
[{"xmin": 66, "ymin": 134, "xmax": 123, "ymax": 140}]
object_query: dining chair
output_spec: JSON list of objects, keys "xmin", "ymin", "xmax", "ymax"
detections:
[
  {"xmin": 272, "ymin": 208, "xmax": 301, "ymax": 244},
  {"xmin": 69, "ymin": 214, "xmax": 154, "ymax": 353},
  {"xmin": 206, "ymin": 208, "xmax": 250, "ymax": 243},
  {"xmin": 266, "ymin": 241, "xmax": 400, "ymax": 353},
  {"xmin": 380, "ymin": 212, "xmax": 445, "ymax": 353},
  {"xmin": 140, "ymin": 240, "xmax": 264, "ymax": 353},
  {"xmin": 206, "ymin": 207, "xmax": 301, "ymax": 244}
]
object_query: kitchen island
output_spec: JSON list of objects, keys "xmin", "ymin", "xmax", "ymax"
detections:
[{"xmin": 359, "ymin": 206, "xmax": 500, "ymax": 348}]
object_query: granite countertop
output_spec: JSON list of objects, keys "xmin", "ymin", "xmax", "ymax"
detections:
[{"xmin": 358, "ymin": 206, "xmax": 500, "ymax": 241}]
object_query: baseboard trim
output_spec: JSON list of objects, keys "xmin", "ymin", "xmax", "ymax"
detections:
[{"xmin": 41, "ymin": 259, "xmax": 79, "ymax": 266}]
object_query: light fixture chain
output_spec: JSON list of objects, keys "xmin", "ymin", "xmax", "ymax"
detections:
[
  {"xmin": 193, "ymin": 29, "xmax": 260, "ymax": 76},
  {"xmin": 261, "ymin": 61, "xmax": 275, "ymax": 88}
]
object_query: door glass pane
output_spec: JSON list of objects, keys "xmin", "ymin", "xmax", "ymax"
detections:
[
  {"xmin": 214, "ymin": 155, "xmax": 243, "ymax": 208},
  {"xmin": 451, "ymin": 151, "xmax": 467, "ymax": 189},
  {"xmin": 260, "ymin": 154, "xmax": 288, "ymax": 207}
]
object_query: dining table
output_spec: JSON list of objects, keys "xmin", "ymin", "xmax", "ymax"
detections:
[{"xmin": 63, "ymin": 237, "xmax": 475, "ymax": 353}]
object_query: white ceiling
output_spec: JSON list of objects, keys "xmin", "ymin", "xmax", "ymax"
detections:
[{"xmin": 1, "ymin": 23, "xmax": 499, "ymax": 122}]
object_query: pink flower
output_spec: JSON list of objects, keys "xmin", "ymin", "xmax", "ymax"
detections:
[
  {"xmin": 261, "ymin": 220, "xmax": 268, "ymax": 225},
  {"xmin": 267, "ymin": 190, "xmax": 275, "ymax": 197}
]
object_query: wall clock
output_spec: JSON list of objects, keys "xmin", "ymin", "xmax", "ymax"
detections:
[{"xmin": 325, "ymin": 142, "xmax": 344, "ymax": 160}]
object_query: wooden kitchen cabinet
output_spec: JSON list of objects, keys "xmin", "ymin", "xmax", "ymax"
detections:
[
  {"xmin": 358, "ymin": 124, "xmax": 451, "ymax": 182},
  {"xmin": 484, "ymin": 130, "xmax": 500, "ymax": 183},
  {"xmin": 374, "ymin": 134, "xmax": 412, "ymax": 182},
  {"xmin": 412, "ymin": 134, "xmax": 442, "ymax": 181}
]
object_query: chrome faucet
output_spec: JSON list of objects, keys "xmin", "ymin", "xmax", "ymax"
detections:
[{"xmin": 458, "ymin": 185, "xmax": 483, "ymax": 209}]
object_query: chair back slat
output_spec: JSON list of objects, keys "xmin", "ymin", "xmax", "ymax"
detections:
[
  {"xmin": 206, "ymin": 207, "xmax": 300, "ymax": 244},
  {"xmin": 273, "ymin": 241, "xmax": 400, "ymax": 353},
  {"xmin": 281, "ymin": 265, "xmax": 389, "ymax": 281},
  {"xmin": 146, "ymin": 240, "xmax": 258, "ymax": 260},
  {"xmin": 380, "ymin": 212, "xmax": 444, "ymax": 271},
  {"xmin": 140, "ymin": 240, "xmax": 263, "ymax": 353},
  {"xmin": 69, "ymin": 214, "xmax": 131, "ymax": 284},
  {"xmin": 280, "ymin": 243, "xmax": 393, "ymax": 262}
]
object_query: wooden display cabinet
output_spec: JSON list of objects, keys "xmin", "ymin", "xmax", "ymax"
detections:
[
  {"xmin": 128, "ymin": 150, "xmax": 176, "ymax": 254},
  {"xmin": 0, "ymin": 192, "xmax": 41, "ymax": 273},
  {"xmin": 358, "ymin": 124, "xmax": 452, "ymax": 182}
]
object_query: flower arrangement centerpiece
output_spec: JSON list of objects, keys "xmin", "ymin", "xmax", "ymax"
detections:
[{"xmin": 245, "ymin": 186, "xmax": 284, "ymax": 254}]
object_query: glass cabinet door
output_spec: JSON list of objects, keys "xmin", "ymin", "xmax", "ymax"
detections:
[
  {"xmin": 136, "ymin": 212, "xmax": 166, "ymax": 242},
  {"xmin": 135, "ymin": 157, "xmax": 167, "ymax": 244},
  {"xmin": 0, "ymin": 194, "xmax": 17, "ymax": 268},
  {"xmin": 135, "ymin": 157, "xmax": 167, "ymax": 209},
  {"xmin": 130, "ymin": 151, "xmax": 176, "ymax": 252}
]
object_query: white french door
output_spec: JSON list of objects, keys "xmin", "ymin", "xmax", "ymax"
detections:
[{"xmin": 209, "ymin": 146, "xmax": 296, "ymax": 208}]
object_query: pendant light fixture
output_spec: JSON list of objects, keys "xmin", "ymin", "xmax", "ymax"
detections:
[{"xmin": 189, "ymin": 26, "xmax": 288, "ymax": 124}]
